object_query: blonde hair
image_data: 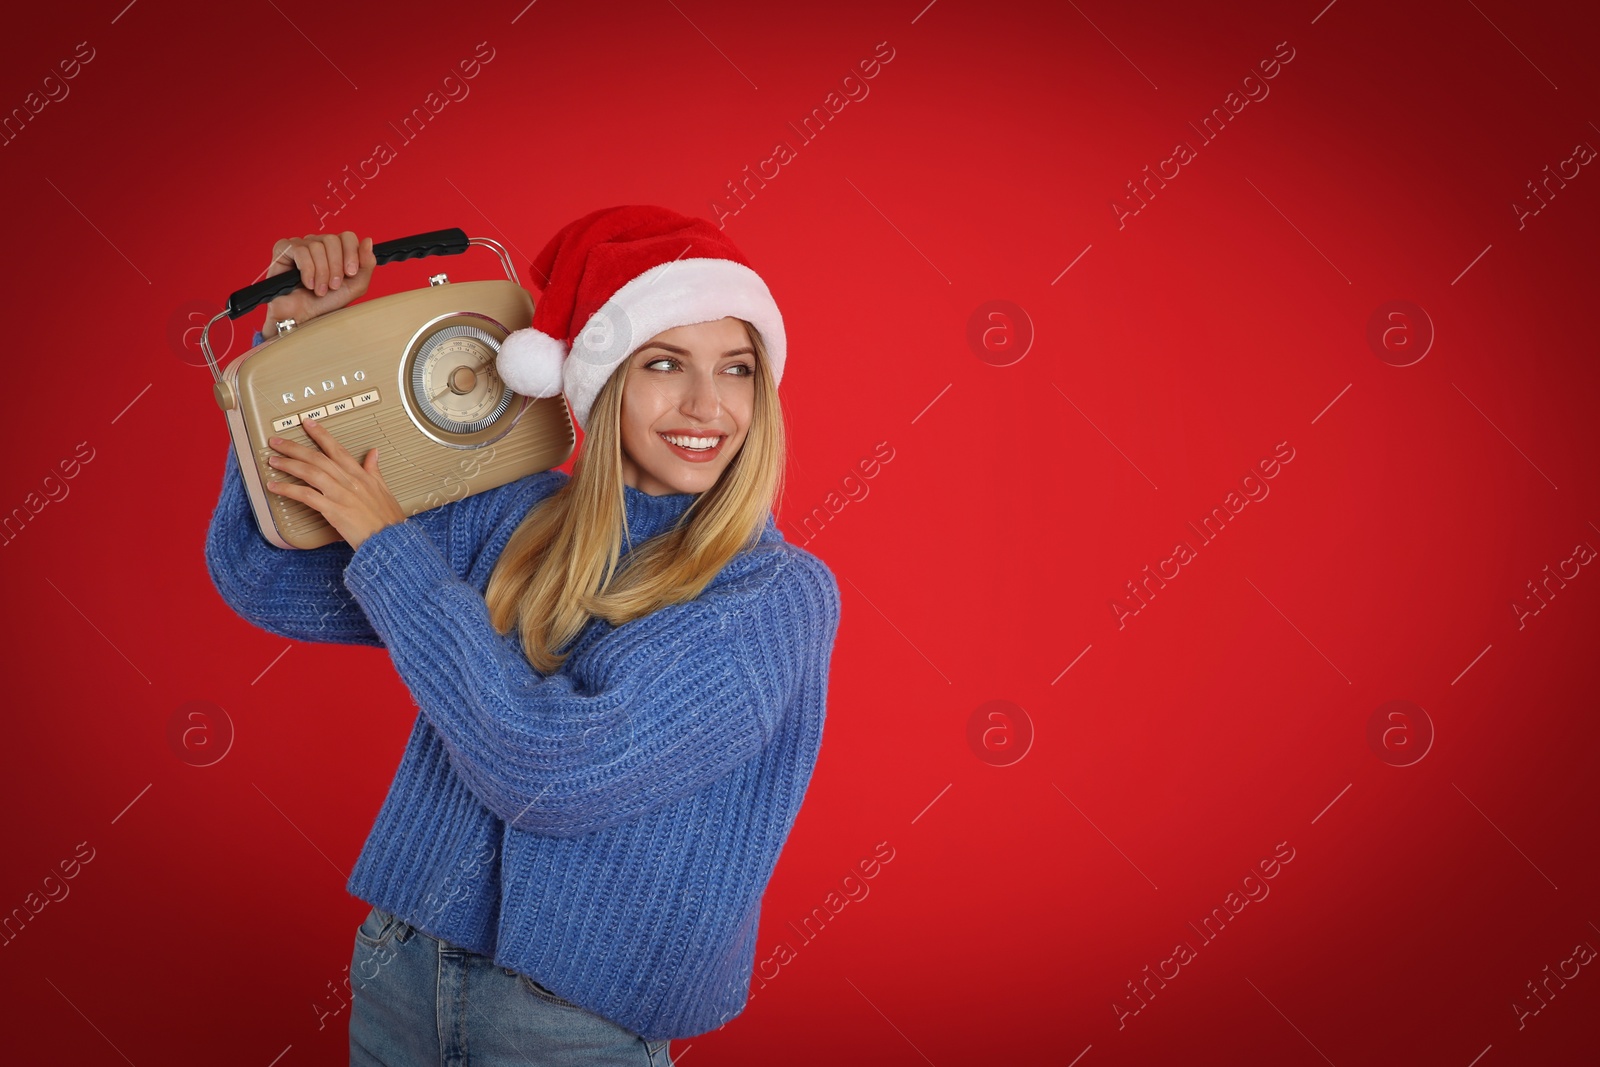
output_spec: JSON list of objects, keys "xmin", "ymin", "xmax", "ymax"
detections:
[{"xmin": 484, "ymin": 318, "xmax": 785, "ymax": 673}]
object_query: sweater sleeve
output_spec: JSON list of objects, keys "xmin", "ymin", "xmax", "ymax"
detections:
[
  {"xmin": 202, "ymin": 327, "xmax": 385, "ymax": 646},
  {"xmin": 341, "ymin": 518, "xmax": 838, "ymax": 837},
  {"xmin": 204, "ymin": 446, "xmax": 385, "ymax": 646}
]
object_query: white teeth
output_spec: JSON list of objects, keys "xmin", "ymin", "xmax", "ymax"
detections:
[{"xmin": 662, "ymin": 433, "xmax": 720, "ymax": 451}]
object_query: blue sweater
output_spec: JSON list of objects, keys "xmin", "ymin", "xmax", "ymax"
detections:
[{"xmin": 204, "ymin": 337, "xmax": 841, "ymax": 1039}]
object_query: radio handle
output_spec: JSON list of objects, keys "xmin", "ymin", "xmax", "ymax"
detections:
[
  {"xmin": 200, "ymin": 231, "xmax": 519, "ymax": 385},
  {"xmin": 224, "ymin": 227, "xmax": 472, "ymax": 319}
]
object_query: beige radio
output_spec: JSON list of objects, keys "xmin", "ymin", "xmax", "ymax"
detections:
[{"xmin": 202, "ymin": 228, "xmax": 574, "ymax": 550}]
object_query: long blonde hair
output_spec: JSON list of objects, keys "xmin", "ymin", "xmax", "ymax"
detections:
[{"xmin": 484, "ymin": 318, "xmax": 786, "ymax": 673}]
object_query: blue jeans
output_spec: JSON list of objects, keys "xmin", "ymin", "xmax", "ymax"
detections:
[{"xmin": 349, "ymin": 905, "xmax": 674, "ymax": 1066}]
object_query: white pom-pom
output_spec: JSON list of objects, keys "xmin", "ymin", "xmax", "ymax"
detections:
[{"xmin": 496, "ymin": 328, "xmax": 567, "ymax": 398}]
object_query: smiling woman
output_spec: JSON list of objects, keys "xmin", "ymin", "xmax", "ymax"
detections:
[
  {"xmin": 484, "ymin": 307, "xmax": 788, "ymax": 676},
  {"xmin": 204, "ymin": 205, "xmax": 842, "ymax": 1062},
  {"xmin": 617, "ymin": 318, "xmax": 758, "ymax": 495}
]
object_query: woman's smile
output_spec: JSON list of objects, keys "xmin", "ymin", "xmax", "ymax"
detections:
[{"xmin": 658, "ymin": 431, "xmax": 727, "ymax": 463}]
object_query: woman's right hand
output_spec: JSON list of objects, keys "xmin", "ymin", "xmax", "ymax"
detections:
[{"xmin": 262, "ymin": 232, "xmax": 377, "ymax": 336}]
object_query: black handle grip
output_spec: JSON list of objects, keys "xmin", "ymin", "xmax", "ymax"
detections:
[
  {"xmin": 225, "ymin": 227, "xmax": 471, "ymax": 319},
  {"xmin": 372, "ymin": 227, "xmax": 471, "ymax": 265}
]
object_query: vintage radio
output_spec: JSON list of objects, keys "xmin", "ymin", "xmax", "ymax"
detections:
[{"xmin": 201, "ymin": 228, "xmax": 574, "ymax": 550}]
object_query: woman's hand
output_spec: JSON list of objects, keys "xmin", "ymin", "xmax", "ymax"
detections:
[
  {"xmin": 262, "ymin": 232, "xmax": 377, "ymax": 336},
  {"xmin": 265, "ymin": 415, "xmax": 407, "ymax": 550}
]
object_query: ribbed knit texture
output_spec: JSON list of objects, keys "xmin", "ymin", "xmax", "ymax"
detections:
[{"xmin": 203, "ymin": 366, "xmax": 841, "ymax": 1039}]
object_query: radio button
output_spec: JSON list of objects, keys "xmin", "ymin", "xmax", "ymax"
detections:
[
  {"xmin": 352, "ymin": 389, "xmax": 380, "ymax": 407},
  {"xmin": 271, "ymin": 413, "xmax": 301, "ymax": 432},
  {"xmin": 327, "ymin": 397, "xmax": 356, "ymax": 415},
  {"xmin": 301, "ymin": 406, "xmax": 328, "ymax": 421}
]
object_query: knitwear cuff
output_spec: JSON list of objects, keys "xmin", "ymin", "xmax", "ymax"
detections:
[{"xmin": 343, "ymin": 518, "xmax": 456, "ymax": 633}]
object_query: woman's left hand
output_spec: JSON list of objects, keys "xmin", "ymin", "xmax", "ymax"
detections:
[{"xmin": 264, "ymin": 416, "xmax": 408, "ymax": 550}]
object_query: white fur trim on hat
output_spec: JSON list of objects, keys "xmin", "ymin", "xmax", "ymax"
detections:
[
  {"xmin": 496, "ymin": 327, "xmax": 568, "ymax": 400},
  {"xmin": 561, "ymin": 258, "xmax": 786, "ymax": 431}
]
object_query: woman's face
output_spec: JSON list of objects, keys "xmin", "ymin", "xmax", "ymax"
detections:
[{"xmin": 618, "ymin": 316, "xmax": 756, "ymax": 497}]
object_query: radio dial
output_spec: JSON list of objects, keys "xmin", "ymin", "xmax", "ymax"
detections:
[{"xmin": 409, "ymin": 323, "xmax": 514, "ymax": 435}]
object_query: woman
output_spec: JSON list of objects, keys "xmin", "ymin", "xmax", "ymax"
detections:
[{"xmin": 204, "ymin": 206, "xmax": 842, "ymax": 1066}]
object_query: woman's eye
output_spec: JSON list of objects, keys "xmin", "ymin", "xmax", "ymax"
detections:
[{"xmin": 645, "ymin": 358, "xmax": 754, "ymax": 376}]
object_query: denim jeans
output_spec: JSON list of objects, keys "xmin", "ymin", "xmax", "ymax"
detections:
[{"xmin": 349, "ymin": 905, "xmax": 674, "ymax": 1066}]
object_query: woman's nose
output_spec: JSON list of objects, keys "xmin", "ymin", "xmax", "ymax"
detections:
[{"xmin": 680, "ymin": 371, "xmax": 723, "ymax": 420}]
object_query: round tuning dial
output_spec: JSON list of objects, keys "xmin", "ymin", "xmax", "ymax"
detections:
[{"xmin": 408, "ymin": 323, "xmax": 514, "ymax": 434}]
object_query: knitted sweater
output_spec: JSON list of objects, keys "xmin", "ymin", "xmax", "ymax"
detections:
[{"xmin": 203, "ymin": 339, "xmax": 841, "ymax": 1039}]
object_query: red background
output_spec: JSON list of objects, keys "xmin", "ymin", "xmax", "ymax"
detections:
[{"xmin": 3, "ymin": 0, "xmax": 1597, "ymax": 1063}]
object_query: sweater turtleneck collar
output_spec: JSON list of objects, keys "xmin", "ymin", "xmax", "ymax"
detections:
[{"xmin": 621, "ymin": 482, "xmax": 699, "ymax": 544}]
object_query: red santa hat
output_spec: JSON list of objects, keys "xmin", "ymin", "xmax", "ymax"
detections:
[{"xmin": 496, "ymin": 204, "xmax": 787, "ymax": 431}]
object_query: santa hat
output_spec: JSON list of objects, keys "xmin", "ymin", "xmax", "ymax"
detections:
[{"xmin": 496, "ymin": 204, "xmax": 787, "ymax": 431}]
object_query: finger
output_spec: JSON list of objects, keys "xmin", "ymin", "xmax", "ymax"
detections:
[
  {"xmin": 265, "ymin": 451, "xmax": 317, "ymax": 482},
  {"xmin": 266, "ymin": 431, "xmax": 343, "ymax": 485},
  {"xmin": 266, "ymin": 436, "xmax": 319, "ymax": 463},
  {"xmin": 304, "ymin": 237, "xmax": 330, "ymax": 295},
  {"xmin": 339, "ymin": 231, "xmax": 359, "ymax": 276},
  {"xmin": 266, "ymin": 238, "xmax": 294, "ymax": 278},
  {"xmin": 290, "ymin": 242, "xmax": 316, "ymax": 292},
  {"xmin": 346, "ymin": 236, "xmax": 378, "ymax": 298},
  {"xmin": 267, "ymin": 437, "xmax": 352, "ymax": 494},
  {"xmin": 264, "ymin": 454, "xmax": 343, "ymax": 504},
  {"xmin": 265, "ymin": 478, "xmax": 316, "ymax": 505},
  {"xmin": 299, "ymin": 415, "xmax": 360, "ymax": 468},
  {"xmin": 264, "ymin": 476, "xmax": 339, "ymax": 524},
  {"xmin": 320, "ymin": 233, "xmax": 344, "ymax": 289},
  {"xmin": 267, "ymin": 424, "xmax": 330, "ymax": 459}
]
